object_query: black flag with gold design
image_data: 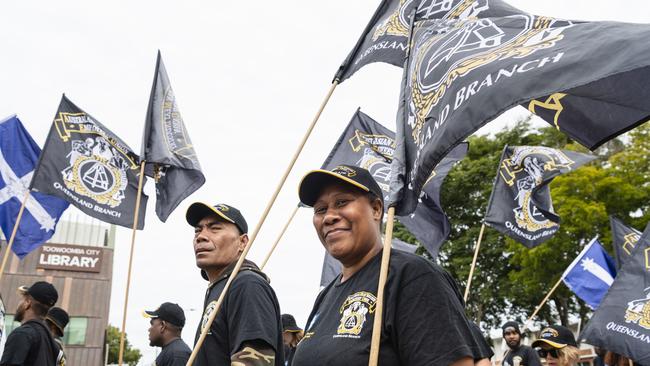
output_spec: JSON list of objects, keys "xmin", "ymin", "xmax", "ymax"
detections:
[
  {"xmin": 319, "ymin": 109, "xmax": 466, "ymax": 257},
  {"xmin": 31, "ymin": 95, "xmax": 148, "ymax": 229},
  {"xmin": 142, "ymin": 51, "xmax": 205, "ymax": 222},
  {"xmin": 610, "ymin": 216, "xmax": 642, "ymax": 270},
  {"xmin": 389, "ymin": 15, "xmax": 650, "ymax": 215},
  {"xmin": 334, "ymin": 0, "xmax": 523, "ymax": 82},
  {"xmin": 580, "ymin": 223, "xmax": 650, "ymax": 364},
  {"xmin": 483, "ymin": 146, "xmax": 595, "ymax": 248}
]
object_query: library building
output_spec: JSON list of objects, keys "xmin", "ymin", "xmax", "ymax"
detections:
[{"xmin": 0, "ymin": 216, "xmax": 115, "ymax": 366}]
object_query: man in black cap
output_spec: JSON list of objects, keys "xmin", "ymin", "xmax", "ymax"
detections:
[
  {"xmin": 144, "ymin": 302, "xmax": 191, "ymax": 366},
  {"xmin": 281, "ymin": 314, "xmax": 303, "ymax": 366},
  {"xmin": 0, "ymin": 281, "xmax": 61, "ymax": 366},
  {"xmin": 186, "ymin": 202, "xmax": 284, "ymax": 366},
  {"xmin": 45, "ymin": 307, "xmax": 69, "ymax": 366},
  {"xmin": 501, "ymin": 321, "xmax": 541, "ymax": 366}
]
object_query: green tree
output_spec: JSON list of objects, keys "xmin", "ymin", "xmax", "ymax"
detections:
[
  {"xmin": 393, "ymin": 117, "xmax": 650, "ymax": 331},
  {"xmin": 106, "ymin": 325, "xmax": 142, "ymax": 366}
]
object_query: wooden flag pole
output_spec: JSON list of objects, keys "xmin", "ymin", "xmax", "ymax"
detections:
[
  {"xmin": 464, "ymin": 223, "xmax": 486, "ymax": 302},
  {"xmin": 522, "ymin": 275, "xmax": 564, "ymax": 332},
  {"xmin": 187, "ymin": 81, "xmax": 338, "ymax": 366},
  {"xmin": 260, "ymin": 205, "xmax": 299, "ymax": 270},
  {"xmin": 368, "ymin": 206, "xmax": 396, "ymax": 366},
  {"xmin": 118, "ymin": 162, "xmax": 146, "ymax": 366},
  {"xmin": 0, "ymin": 191, "xmax": 31, "ymax": 283}
]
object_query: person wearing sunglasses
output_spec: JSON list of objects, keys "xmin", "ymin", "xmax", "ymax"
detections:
[{"xmin": 531, "ymin": 325, "xmax": 580, "ymax": 366}]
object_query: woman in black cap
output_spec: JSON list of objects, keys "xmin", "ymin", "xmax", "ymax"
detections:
[
  {"xmin": 291, "ymin": 165, "xmax": 480, "ymax": 366},
  {"xmin": 531, "ymin": 325, "xmax": 580, "ymax": 366}
]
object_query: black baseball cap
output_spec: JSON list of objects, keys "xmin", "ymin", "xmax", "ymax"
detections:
[
  {"xmin": 143, "ymin": 302, "xmax": 186, "ymax": 328},
  {"xmin": 18, "ymin": 281, "xmax": 58, "ymax": 307},
  {"xmin": 186, "ymin": 202, "xmax": 248, "ymax": 234},
  {"xmin": 501, "ymin": 321, "xmax": 521, "ymax": 336},
  {"xmin": 531, "ymin": 325, "xmax": 577, "ymax": 349},
  {"xmin": 298, "ymin": 165, "xmax": 384, "ymax": 207},
  {"xmin": 282, "ymin": 314, "xmax": 302, "ymax": 333},
  {"xmin": 46, "ymin": 307, "xmax": 70, "ymax": 337}
]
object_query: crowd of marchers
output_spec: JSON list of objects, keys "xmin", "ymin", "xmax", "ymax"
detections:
[{"xmin": 0, "ymin": 165, "xmax": 640, "ymax": 366}]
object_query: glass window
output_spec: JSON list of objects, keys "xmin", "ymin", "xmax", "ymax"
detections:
[
  {"xmin": 4, "ymin": 315, "xmax": 20, "ymax": 335},
  {"xmin": 63, "ymin": 317, "xmax": 87, "ymax": 345},
  {"xmin": 3, "ymin": 314, "xmax": 87, "ymax": 346}
]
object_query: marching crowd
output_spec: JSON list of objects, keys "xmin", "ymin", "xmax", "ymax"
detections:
[{"xmin": 0, "ymin": 165, "xmax": 637, "ymax": 365}]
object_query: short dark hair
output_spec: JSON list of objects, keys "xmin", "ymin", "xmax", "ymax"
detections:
[
  {"xmin": 163, "ymin": 320, "xmax": 183, "ymax": 335},
  {"xmin": 29, "ymin": 296, "xmax": 51, "ymax": 317},
  {"xmin": 366, "ymin": 191, "xmax": 385, "ymax": 225}
]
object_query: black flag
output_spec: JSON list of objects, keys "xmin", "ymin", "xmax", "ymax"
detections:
[
  {"xmin": 397, "ymin": 142, "xmax": 467, "ymax": 257},
  {"xmin": 610, "ymin": 216, "xmax": 642, "ymax": 270},
  {"xmin": 389, "ymin": 15, "xmax": 650, "ymax": 215},
  {"xmin": 334, "ymin": 0, "xmax": 523, "ymax": 82},
  {"xmin": 319, "ymin": 109, "xmax": 466, "ymax": 257},
  {"xmin": 142, "ymin": 51, "xmax": 205, "ymax": 222},
  {"xmin": 483, "ymin": 146, "xmax": 595, "ymax": 248},
  {"xmin": 31, "ymin": 95, "xmax": 148, "ymax": 229},
  {"xmin": 580, "ymin": 223, "xmax": 650, "ymax": 364}
]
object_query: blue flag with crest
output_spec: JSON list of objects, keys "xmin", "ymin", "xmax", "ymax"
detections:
[
  {"xmin": 0, "ymin": 116, "xmax": 69, "ymax": 258},
  {"xmin": 562, "ymin": 237, "xmax": 616, "ymax": 309}
]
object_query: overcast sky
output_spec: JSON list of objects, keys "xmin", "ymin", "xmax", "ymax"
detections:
[{"xmin": 1, "ymin": 1, "xmax": 649, "ymax": 364}]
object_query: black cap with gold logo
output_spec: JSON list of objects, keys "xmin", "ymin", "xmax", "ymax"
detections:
[
  {"xmin": 531, "ymin": 325, "xmax": 577, "ymax": 349},
  {"xmin": 298, "ymin": 165, "xmax": 384, "ymax": 207},
  {"xmin": 185, "ymin": 202, "xmax": 248, "ymax": 234}
]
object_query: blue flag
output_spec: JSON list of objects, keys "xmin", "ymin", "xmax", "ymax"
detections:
[
  {"xmin": 562, "ymin": 238, "xmax": 617, "ymax": 309},
  {"xmin": 0, "ymin": 116, "xmax": 69, "ymax": 258}
]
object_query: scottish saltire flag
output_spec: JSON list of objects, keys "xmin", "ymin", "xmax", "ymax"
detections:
[
  {"xmin": 0, "ymin": 116, "xmax": 68, "ymax": 258},
  {"xmin": 562, "ymin": 238, "xmax": 616, "ymax": 309},
  {"xmin": 142, "ymin": 51, "xmax": 205, "ymax": 222},
  {"xmin": 334, "ymin": 0, "xmax": 523, "ymax": 82},
  {"xmin": 389, "ymin": 15, "xmax": 650, "ymax": 215}
]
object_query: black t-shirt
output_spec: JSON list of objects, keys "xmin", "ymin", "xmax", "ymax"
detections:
[
  {"xmin": 502, "ymin": 345, "xmax": 542, "ymax": 366},
  {"xmin": 0, "ymin": 319, "xmax": 59, "ymax": 366},
  {"xmin": 156, "ymin": 338, "xmax": 191, "ymax": 366},
  {"xmin": 470, "ymin": 323, "xmax": 494, "ymax": 360},
  {"xmin": 292, "ymin": 249, "xmax": 481, "ymax": 366},
  {"xmin": 193, "ymin": 266, "xmax": 284, "ymax": 366}
]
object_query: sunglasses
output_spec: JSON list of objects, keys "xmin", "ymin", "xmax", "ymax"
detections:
[{"xmin": 537, "ymin": 348, "xmax": 559, "ymax": 358}]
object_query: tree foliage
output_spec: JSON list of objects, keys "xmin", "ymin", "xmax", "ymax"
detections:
[
  {"xmin": 393, "ymin": 117, "xmax": 650, "ymax": 331},
  {"xmin": 106, "ymin": 324, "xmax": 142, "ymax": 366}
]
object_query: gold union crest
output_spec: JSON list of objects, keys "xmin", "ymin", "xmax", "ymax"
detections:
[{"xmin": 337, "ymin": 291, "xmax": 377, "ymax": 336}]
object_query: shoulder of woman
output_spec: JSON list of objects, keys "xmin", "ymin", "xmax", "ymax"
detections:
[{"xmin": 388, "ymin": 249, "xmax": 445, "ymax": 281}]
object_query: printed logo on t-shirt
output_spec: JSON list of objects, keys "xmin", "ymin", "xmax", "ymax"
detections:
[
  {"xmin": 512, "ymin": 356, "xmax": 522, "ymax": 366},
  {"xmin": 200, "ymin": 301, "xmax": 218, "ymax": 334},
  {"xmin": 336, "ymin": 291, "xmax": 376, "ymax": 338}
]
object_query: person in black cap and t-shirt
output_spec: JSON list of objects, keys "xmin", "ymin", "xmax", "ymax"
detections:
[
  {"xmin": 281, "ymin": 314, "xmax": 303, "ymax": 366},
  {"xmin": 0, "ymin": 281, "xmax": 61, "ymax": 366},
  {"xmin": 501, "ymin": 321, "xmax": 541, "ymax": 366},
  {"xmin": 45, "ymin": 307, "xmax": 69, "ymax": 366},
  {"xmin": 186, "ymin": 202, "xmax": 283, "ymax": 366},
  {"xmin": 292, "ymin": 165, "xmax": 482, "ymax": 366},
  {"xmin": 144, "ymin": 302, "xmax": 191, "ymax": 366}
]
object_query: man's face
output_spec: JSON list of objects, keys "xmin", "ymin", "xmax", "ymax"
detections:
[
  {"xmin": 193, "ymin": 214, "xmax": 246, "ymax": 271},
  {"xmin": 148, "ymin": 318, "xmax": 164, "ymax": 347},
  {"xmin": 14, "ymin": 294, "xmax": 30, "ymax": 323},
  {"xmin": 504, "ymin": 328, "xmax": 521, "ymax": 349}
]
